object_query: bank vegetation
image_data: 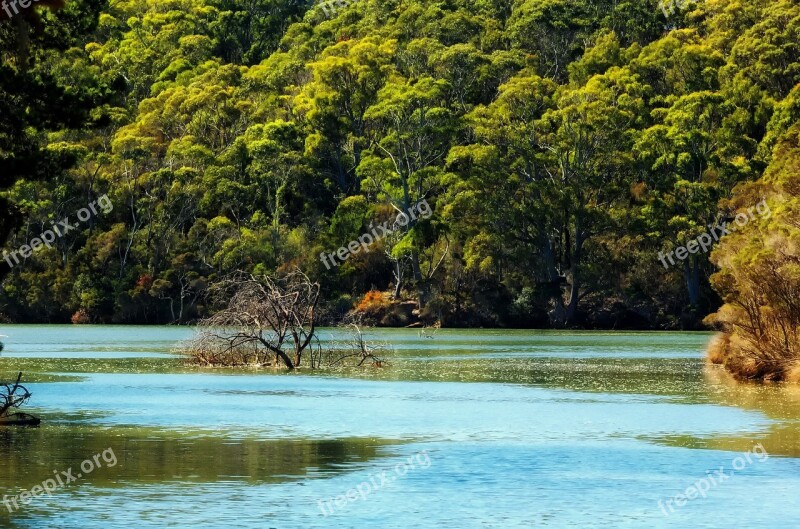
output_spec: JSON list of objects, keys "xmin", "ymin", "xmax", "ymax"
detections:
[{"xmin": 705, "ymin": 123, "xmax": 800, "ymax": 383}]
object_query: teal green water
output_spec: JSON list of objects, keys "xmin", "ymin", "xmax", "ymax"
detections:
[{"xmin": 1, "ymin": 326, "xmax": 799, "ymax": 528}]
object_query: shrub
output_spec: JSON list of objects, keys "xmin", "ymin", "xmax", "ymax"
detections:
[{"xmin": 706, "ymin": 123, "xmax": 800, "ymax": 381}]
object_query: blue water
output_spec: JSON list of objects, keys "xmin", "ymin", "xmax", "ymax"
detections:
[{"xmin": 1, "ymin": 326, "xmax": 798, "ymax": 528}]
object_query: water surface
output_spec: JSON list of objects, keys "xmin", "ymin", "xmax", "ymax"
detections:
[{"xmin": 1, "ymin": 326, "xmax": 798, "ymax": 528}]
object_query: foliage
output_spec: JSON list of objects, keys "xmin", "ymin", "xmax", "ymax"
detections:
[
  {"xmin": 705, "ymin": 123, "xmax": 800, "ymax": 381},
  {"xmin": 1, "ymin": 0, "xmax": 799, "ymax": 330}
]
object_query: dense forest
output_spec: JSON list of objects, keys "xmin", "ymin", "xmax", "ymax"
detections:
[{"xmin": 1, "ymin": 0, "xmax": 799, "ymax": 329}]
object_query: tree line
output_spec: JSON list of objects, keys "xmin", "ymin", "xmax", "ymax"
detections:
[{"xmin": 0, "ymin": 0, "xmax": 798, "ymax": 330}]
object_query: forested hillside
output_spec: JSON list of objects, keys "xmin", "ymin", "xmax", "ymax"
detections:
[{"xmin": 1, "ymin": 0, "xmax": 799, "ymax": 327}]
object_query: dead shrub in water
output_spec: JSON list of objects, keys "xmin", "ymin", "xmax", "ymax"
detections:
[
  {"xmin": 1, "ymin": 373, "xmax": 31, "ymax": 417},
  {"xmin": 316, "ymin": 323, "xmax": 391, "ymax": 368},
  {"xmin": 1, "ymin": 372, "xmax": 40, "ymax": 425},
  {"xmin": 179, "ymin": 271, "xmax": 320, "ymax": 370}
]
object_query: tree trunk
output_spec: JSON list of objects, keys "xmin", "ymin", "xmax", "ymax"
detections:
[
  {"xmin": 393, "ymin": 260, "xmax": 403, "ymax": 299},
  {"xmin": 565, "ymin": 269, "xmax": 580, "ymax": 325},
  {"xmin": 564, "ymin": 222, "xmax": 586, "ymax": 326},
  {"xmin": 684, "ymin": 259, "xmax": 700, "ymax": 308},
  {"xmin": 411, "ymin": 248, "xmax": 427, "ymax": 308},
  {"xmin": 540, "ymin": 235, "xmax": 567, "ymax": 326},
  {"xmin": 276, "ymin": 350, "xmax": 295, "ymax": 370}
]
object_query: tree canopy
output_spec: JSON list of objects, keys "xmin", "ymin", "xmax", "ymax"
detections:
[{"xmin": 1, "ymin": 0, "xmax": 799, "ymax": 329}]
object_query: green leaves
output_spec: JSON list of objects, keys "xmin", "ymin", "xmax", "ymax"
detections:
[{"xmin": 4, "ymin": 0, "xmax": 800, "ymax": 327}]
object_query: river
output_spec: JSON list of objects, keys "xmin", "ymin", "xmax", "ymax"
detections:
[{"xmin": 1, "ymin": 326, "xmax": 798, "ymax": 528}]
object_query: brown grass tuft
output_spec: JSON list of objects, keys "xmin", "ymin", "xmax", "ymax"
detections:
[
  {"xmin": 706, "ymin": 333, "xmax": 729, "ymax": 365},
  {"xmin": 785, "ymin": 362, "xmax": 800, "ymax": 384}
]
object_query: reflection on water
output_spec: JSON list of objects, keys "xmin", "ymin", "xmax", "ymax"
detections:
[
  {"xmin": 0, "ymin": 426, "xmax": 398, "ymax": 489},
  {"xmin": 1, "ymin": 326, "xmax": 800, "ymax": 528},
  {"xmin": 647, "ymin": 366, "xmax": 800, "ymax": 456},
  {"xmin": 0, "ymin": 423, "xmax": 400, "ymax": 528},
  {"xmin": 703, "ymin": 365, "xmax": 800, "ymax": 420}
]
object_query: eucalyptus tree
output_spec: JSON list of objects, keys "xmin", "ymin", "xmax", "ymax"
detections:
[{"xmin": 360, "ymin": 75, "xmax": 456, "ymax": 307}]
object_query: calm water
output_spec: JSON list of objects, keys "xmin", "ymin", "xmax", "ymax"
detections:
[{"xmin": 1, "ymin": 326, "xmax": 799, "ymax": 528}]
